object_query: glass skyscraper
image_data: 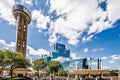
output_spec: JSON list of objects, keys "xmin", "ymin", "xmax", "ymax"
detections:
[
  {"xmin": 52, "ymin": 43, "xmax": 70, "ymax": 59},
  {"xmin": 62, "ymin": 58, "xmax": 102, "ymax": 70},
  {"xmin": 47, "ymin": 43, "xmax": 102, "ymax": 70}
]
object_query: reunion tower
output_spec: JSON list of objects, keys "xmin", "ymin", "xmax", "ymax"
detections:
[{"xmin": 12, "ymin": 1, "xmax": 31, "ymax": 58}]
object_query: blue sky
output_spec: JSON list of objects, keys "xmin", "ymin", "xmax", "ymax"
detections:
[{"xmin": 0, "ymin": 0, "xmax": 120, "ymax": 70}]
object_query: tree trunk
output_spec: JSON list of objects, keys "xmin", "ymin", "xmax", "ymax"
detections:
[
  {"xmin": 10, "ymin": 65, "xmax": 14, "ymax": 78},
  {"xmin": 10, "ymin": 69, "xmax": 13, "ymax": 78},
  {"xmin": 0, "ymin": 68, "xmax": 4, "ymax": 74},
  {"xmin": 0, "ymin": 68, "xmax": 4, "ymax": 77},
  {"xmin": 38, "ymin": 70, "xmax": 39, "ymax": 77},
  {"xmin": 0, "ymin": 65, "xmax": 6, "ymax": 74}
]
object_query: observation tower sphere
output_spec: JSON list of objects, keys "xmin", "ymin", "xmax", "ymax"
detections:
[{"xmin": 12, "ymin": 4, "xmax": 31, "ymax": 58}]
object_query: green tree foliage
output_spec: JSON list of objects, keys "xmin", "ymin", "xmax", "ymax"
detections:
[
  {"xmin": 44, "ymin": 67, "xmax": 51, "ymax": 75},
  {"xmin": 110, "ymin": 70, "xmax": 118, "ymax": 76},
  {"xmin": 32, "ymin": 58, "xmax": 47, "ymax": 71},
  {"xmin": 58, "ymin": 69, "xmax": 68, "ymax": 76},
  {"xmin": 48, "ymin": 61, "xmax": 62, "ymax": 74},
  {"xmin": 0, "ymin": 50, "xmax": 5, "ymax": 74},
  {"xmin": 1, "ymin": 50, "xmax": 31, "ymax": 78},
  {"xmin": 0, "ymin": 50, "xmax": 4, "ymax": 64}
]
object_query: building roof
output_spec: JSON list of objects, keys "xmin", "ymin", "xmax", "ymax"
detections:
[
  {"xmin": 69, "ymin": 69, "xmax": 109, "ymax": 75},
  {"xmin": 0, "ymin": 68, "xmax": 32, "ymax": 73}
]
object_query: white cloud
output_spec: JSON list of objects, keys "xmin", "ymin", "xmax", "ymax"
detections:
[
  {"xmin": 27, "ymin": 46, "xmax": 50, "ymax": 56},
  {"xmin": 92, "ymin": 48, "xmax": 104, "ymax": 52},
  {"xmin": 32, "ymin": 10, "xmax": 50, "ymax": 32},
  {"xmin": 109, "ymin": 60, "xmax": 116, "ymax": 64},
  {"xmin": 52, "ymin": 56, "xmax": 70, "ymax": 63},
  {"xmin": 48, "ymin": 24, "xmax": 59, "ymax": 45},
  {"xmin": 25, "ymin": 0, "xmax": 33, "ymax": 5},
  {"xmin": 70, "ymin": 53, "xmax": 81, "ymax": 59},
  {"xmin": 88, "ymin": 10, "xmax": 111, "ymax": 34},
  {"xmin": 107, "ymin": 0, "xmax": 120, "ymax": 24},
  {"xmin": 0, "ymin": 39, "xmax": 6, "ymax": 44},
  {"xmin": 0, "ymin": 39, "xmax": 15, "ymax": 49},
  {"xmin": 48, "ymin": 0, "xmax": 113, "ymax": 45},
  {"xmin": 0, "ymin": 0, "xmax": 15, "ymax": 25},
  {"xmin": 83, "ymin": 48, "xmax": 88, "ymax": 53},
  {"xmin": 101, "ymin": 56, "xmax": 107, "ymax": 60},
  {"xmin": 7, "ymin": 42, "xmax": 16, "ymax": 48},
  {"xmin": 110, "ymin": 55, "xmax": 120, "ymax": 60},
  {"xmin": 1, "ymin": 0, "xmax": 120, "ymax": 46},
  {"xmin": 0, "ymin": 39, "xmax": 50, "ymax": 60},
  {"xmin": 102, "ymin": 66, "xmax": 112, "ymax": 70},
  {"xmin": 91, "ymin": 62, "xmax": 97, "ymax": 65},
  {"xmin": 70, "ymin": 53, "xmax": 77, "ymax": 59},
  {"xmin": 82, "ymin": 35, "xmax": 94, "ymax": 43},
  {"xmin": 98, "ymin": 0, "xmax": 106, "ymax": 3}
]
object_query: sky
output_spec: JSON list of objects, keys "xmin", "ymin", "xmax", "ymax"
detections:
[{"xmin": 0, "ymin": 0, "xmax": 120, "ymax": 70}]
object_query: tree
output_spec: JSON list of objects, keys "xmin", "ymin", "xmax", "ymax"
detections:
[
  {"xmin": 44, "ymin": 67, "xmax": 51, "ymax": 75},
  {"xmin": 32, "ymin": 58, "xmax": 47, "ymax": 76},
  {"xmin": 0, "ymin": 50, "xmax": 10, "ymax": 74},
  {"xmin": 58, "ymin": 69, "xmax": 68, "ymax": 76},
  {"xmin": 110, "ymin": 70, "xmax": 118, "ymax": 76},
  {"xmin": 3, "ymin": 50, "xmax": 31, "ymax": 78},
  {"xmin": 0, "ymin": 50, "xmax": 5, "ymax": 74},
  {"xmin": 48, "ymin": 61, "xmax": 62, "ymax": 74}
]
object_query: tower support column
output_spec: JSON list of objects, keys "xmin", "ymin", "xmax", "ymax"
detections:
[
  {"xmin": 16, "ymin": 15, "xmax": 28, "ymax": 57},
  {"xmin": 13, "ymin": 4, "xmax": 31, "ymax": 58}
]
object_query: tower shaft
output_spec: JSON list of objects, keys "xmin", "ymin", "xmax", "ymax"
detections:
[
  {"xmin": 16, "ymin": 15, "xmax": 28, "ymax": 57},
  {"xmin": 13, "ymin": 4, "xmax": 31, "ymax": 58}
]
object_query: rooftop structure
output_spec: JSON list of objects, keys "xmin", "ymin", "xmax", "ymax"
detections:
[{"xmin": 69, "ymin": 69, "xmax": 109, "ymax": 75}]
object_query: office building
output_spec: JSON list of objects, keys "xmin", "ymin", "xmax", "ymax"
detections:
[
  {"xmin": 62, "ymin": 58, "xmax": 102, "ymax": 70},
  {"xmin": 52, "ymin": 43, "xmax": 70, "ymax": 59}
]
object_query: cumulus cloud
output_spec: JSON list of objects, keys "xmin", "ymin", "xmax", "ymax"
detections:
[
  {"xmin": 52, "ymin": 56, "xmax": 70, "ymax": 63},
  {"xmin": 25, "ymin": 0, "xmax": 33, "ymax": 5},
  {"xmin": 109, "ymin": 60, "xmax": 116, "ymax": 64},
  {"xmin": 92, "ymin": 48, "xmax": 104, "ymax": 52},
  {"xmin": 83, "ymin": 48, "xmax": 88, "ymax": 53},
  {"xmin": 98, "ymin": 0, "xmax": 106, "ymax": 3},
  {"xmin": 0, "ymin": 39, "xmax": 50, "ymax": 60},
  {"xmin": 102, "ymin": 66, "xmax": 112, "ymax": 70},
  {"xmin": 91, "ymin": 62, "xmax": 97, "ymax": 65},
  {"xmin": 82, "ymin": 35, "xmax": 94, "ymax": 43},
  {"xmin": 70, "ymin": 53, "xmax": 81, "ymax": 59},
  {"xmin": 27, "ymin": 46, "xmax": 50, "ymax": 56},
  {"xmin": 107, "ymin": 0, "xmax": 120, "ymax": 24},
  {"xmin": 101, "ymin": 56, "xmax": 107, "ymax": 60},
  {"xmin": 45, "ymin": 0, "xmax": 115, "ymax": 45},
  {"xmin": 110, "ymin": 55, "xmax": 120, "ymax": 60},
  {"xmin": 0, "ymin": 0, "xmax": 15, "ymax": 25},
  {"xmin": 48, "ymin": 23, "xmax": 60, "ymax": 44},
  {"xmin": 0, "ymin": 39, "xmax": 15, "ymax": 49},
  {"xmin": 101, "ymin": 54, "xmax": 120, "ymax": 69},
  {"xmin": 32, "ymin": 10, "xmax": 50, "ymax": 32},
  {"xmin": 1, "ymin": 0, "xmax": 120, "ymax": 46}
]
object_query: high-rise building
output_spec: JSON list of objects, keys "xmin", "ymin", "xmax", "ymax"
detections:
[
  {"xmin": 12, "ymin": 4, "xmax": 31, "ymax": 57},
  {"xmin": 82, "ymin": 58, "xmax": 89, "ymax": 69},
  {"xmin": 62, "ymin": 58, "xmax": 102, "ymax": 70},
  {"xmin": 52, "ymin": 43, "xmax": 70, "ymax": 59},
  {"xmin": 70, "ymin": 58, "xmax": 102, "ymax": 70}
]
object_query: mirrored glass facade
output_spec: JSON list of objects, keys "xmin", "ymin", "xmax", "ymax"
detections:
[
  {"xmin": 62, "ymin": 58, "xmax": 101, "ymax": 70},
  {"xmin": 52, "ymin": 43, "xmax": 70, "ymax": 59}
]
